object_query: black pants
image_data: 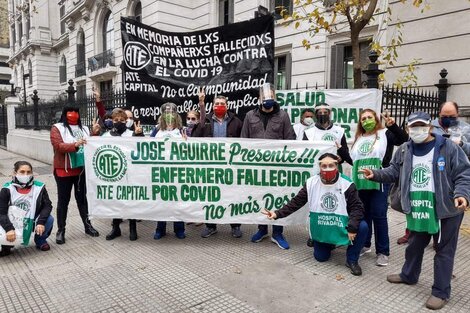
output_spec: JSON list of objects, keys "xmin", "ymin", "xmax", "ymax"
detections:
[
  {"xmin": 400, "ymin": 213, "xmax": 464, "ymax": 299},
  {"xmin": 54, "ymin": 170, "xmax": 89, "ymax": 231},
  {"xmin": 205, "ymin": 223, "xmax": 241, "ymax": 230}
]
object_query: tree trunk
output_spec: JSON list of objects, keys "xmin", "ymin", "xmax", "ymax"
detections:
[{"xmin": 351, "ymin": 27, "xmax": 362, "ymax": 89}]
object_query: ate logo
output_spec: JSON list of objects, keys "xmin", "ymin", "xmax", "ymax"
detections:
[
  {"xmin": 322, "ymin": 133, "xmax": 336, "ymax": 142},
  {"xmin": 320, "ymin": 192, "xmax": 339, "ymax": 212},
  {"xmin": 412, "ymin": 165, "xmax": 431, "ymax": 186},
  {"xmin": 358, "ymin": 141, "xmax": 372, "ymax": 155},
  {"xmin": 92, "ymin": 145, "xmax": 127, "ymax": 182},
  {"xmin": 124, "ymin": 41, "xmax": 151, "ymax": 71}
]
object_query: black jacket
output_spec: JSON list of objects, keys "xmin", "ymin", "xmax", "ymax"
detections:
[
  {"xmin": 274, "ymin": 178, "xmax": 364, "ymax": 233},
  {"xmin": 192, "ymin": 111, "xmax": 243, "ymax": 138},
  {"xmin": 0, "ymin": 185, "xmax": 53, "ymax": 232}
]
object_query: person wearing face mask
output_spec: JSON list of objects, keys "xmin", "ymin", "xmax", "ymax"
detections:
[
  {"xmin": 431, "ymin": 101, "xmax": 470, "ymax": 155},
  {"xmin": 241, "ymin": 83, "xmax": 296, "ymax": 250},
  {"xmin": 0, "ymin": 161, "xmax": 54, "ymax": 257},
  {"xmin": 360, "ymin": 111, "xmax": 470, "ymax": 310},
  {"xmin": 150, "ymin": 102, "xmax": 186, "ymax": 239},
  {"xmin": 303, "ymin": 103, "xmax": 353, "ymax": 166},
  {"xmin": 293, "ymin": 109, "xmax": 314, "ymax": 140},
  {"xmin": 397, "ymin": 102, "xmax": 470, "ymax": 245},
  {"xmin": 184, "ymin": 110, "xmax": 200, "ymax": 137},
  {"xmin": 104, "ymin": 108, "xmax": 143, "ymax": 241},
  {"xmin": 192, "ymin": 94, "xmax": 243, "ymax": 238},
  {"xmin": 50, "ymin": 106, "xmax": 100, "ymax": 244},
  {"xmin": 350, "ymin": 109, "xmax": 408, "ymax": 267},
  {"xmin": 124, "ymin": 109, "xmax": 144, "ymax": 136},
  {"xmin": 262, "ymin": 153, "xmax": 367, "ymax": 276}
]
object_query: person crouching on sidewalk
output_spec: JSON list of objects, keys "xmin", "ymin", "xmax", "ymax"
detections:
[{"xmin": 262, "ymin": 153, "xmax": 368, "ymax": 276}]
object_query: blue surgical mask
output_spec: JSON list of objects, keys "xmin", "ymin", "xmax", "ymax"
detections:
[
  {"xmin": 104, "ymin": 119, "xmax": 113, "ymax": 129},
  {"xmin": 262, "ymin": 99, "xmax": 276, "ymax": 109},
  {"xmin": 440, "ymin": 117, "xmax": 458, "ymax": 128}
]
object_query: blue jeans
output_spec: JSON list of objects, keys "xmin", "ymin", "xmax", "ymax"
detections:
[
  {"xmin": 156, "ymin": 221, "xmax": 185, "ymax": 234},
  {"xmin": 313, "ymin": 220, "xmax": 368, "ymax": 264},
  {"xmin": 358, "ymin": 184, "xmax": 390, "ymax": 256},
  {"xmin": 258, "ymin": 225, "xmax": 283, "ymax": 235},
  {"xmin": 34, "ymin": 215, "xmax": 54, "ymax": 247}
]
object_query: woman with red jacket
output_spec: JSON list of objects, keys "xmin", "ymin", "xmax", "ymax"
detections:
[{"xmin": 50, "ymin": 105, "xmax": 99, "ymax": 244}]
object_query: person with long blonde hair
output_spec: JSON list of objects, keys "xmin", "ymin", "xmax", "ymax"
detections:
[{"xmin": 350, "ymin": 108, "xmax": 408, "ymax": 266}]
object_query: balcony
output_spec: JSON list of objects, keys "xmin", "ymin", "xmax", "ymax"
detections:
[
  {"xmin": 75, "ymin": 61, "xmax": 86, "ymax": 78},
  {"xmin": 87, "ymin": 50, "xmax": 117, "ymax": 81}
]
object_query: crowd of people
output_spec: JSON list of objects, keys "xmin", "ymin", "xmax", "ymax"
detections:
[{"xmin": 1, "ymin": 83, "xmax": 469, "ymax": 310}]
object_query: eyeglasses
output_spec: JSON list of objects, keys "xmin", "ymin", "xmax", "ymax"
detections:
[
  {"xmin": 214, "ymin": 102, "xmax": 226, "ymax": 105},
  {"xmin": 187, "ymin": 117, "xmax": 197, "ymax": 121}
]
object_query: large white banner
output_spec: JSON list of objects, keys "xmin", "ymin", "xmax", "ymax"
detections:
[
  {"xmin": 278, "ymin": 89, "xmax": 382, "ymax": 143},
  {"xmin": 85, "ymin": 137, "xmax": 335, "ymax": 225}
]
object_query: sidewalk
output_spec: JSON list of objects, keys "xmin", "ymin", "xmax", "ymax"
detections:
[{"xmin": 0, "ymin": 148, "xmax": 469, "ymax": 313}]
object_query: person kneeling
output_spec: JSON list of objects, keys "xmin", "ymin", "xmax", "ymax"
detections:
[
  {"xmin": 1, "ymin": 161, "xmax": 54, "ymax": 256},
  {"xmin": 262, "ymin": 153, "xmax": 368, "ymax": 276}
]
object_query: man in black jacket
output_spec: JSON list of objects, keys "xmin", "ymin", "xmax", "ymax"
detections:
[
  {"xmin": 192, "ymin": 94, "xmax": 243, "ymax": 238},
  {"xmin": 263, "ymin": 153, "xmax": 368, "ymax": 276}
]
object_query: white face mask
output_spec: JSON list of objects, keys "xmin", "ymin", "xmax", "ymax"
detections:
[
  {"xmin": 409, "ymin": 126, "xmax": 430, "ymax": 143},
  {"xmin": 16, "ymin": 174, "xmax": 32, "ymax": 185},
  {"xmin": 303, "ymin": 117, "xmax": 314, "ymax": 126},
  {"xmin": 126, "ymin": 119, "xmax": 134, "ymax": 129}
]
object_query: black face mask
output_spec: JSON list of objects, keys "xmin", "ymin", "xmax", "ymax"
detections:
[
  {"xmin": 113, "ymin": 122, "xmax": 127, "ymax": 135},
  {"xmin": 316, "ymin": 113, "xmax": 330, "ymax": 125},
  {"xmin": 440, "ymin": 117, "xmax": 458, "ymax": 128}
]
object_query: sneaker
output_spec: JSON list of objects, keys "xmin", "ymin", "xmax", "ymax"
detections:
[
  {"xmin": 346, "ymin": 261, "xmax": 362, "ymax": 276},
  {"xmin": 271, "ymin": 234, "xmax": 290, "ymax": 250},
  {"xmin": 376, "ymin": 253, "xmax": 389, "ymax": 266},
  {"xmin": 231, "ymin": 226, "xmax": 242, "ymax": 238},
  {"xmin": 37, "ymin": 243, "xmax": 50, "ymax": 251},
  {"xmin": 425, "ymin": 295, "xmax": 448, "ymax": 310},
  {"xmin": 251, "ymin": 230, "xmax": 268, "ymax": 243},
  {"xmin": 175, "ymin": 231, "xmax": 186, "ymax": 239},
  {"xmin": 201, "ymin": 227, "xmax": 217, "ymax": 238},
  {"xmin": 360, "ymin": 247, "xmax": 371, "ymax": 256},
  {"xmin": 153, "ymin": 230, "xmax": 166, "ymax": 240}
]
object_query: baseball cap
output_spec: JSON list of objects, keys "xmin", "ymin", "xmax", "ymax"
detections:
[{"xmin": 407, "ymin": 111, "xmax": 431, "ymax": 126}]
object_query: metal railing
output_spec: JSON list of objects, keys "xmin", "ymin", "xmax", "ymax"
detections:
[{"xmin": 88, "ymin": 50, "xmax": 115, "ymax": 72}]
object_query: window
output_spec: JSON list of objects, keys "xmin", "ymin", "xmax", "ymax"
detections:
[
  {"xmin": 135, "ymin": 1, "xmax": 142, "ymax": 23},
  {"xmin": 274, "ymin": 54, "xmax": 291, "ymax": 90},
  {"xmin": 11, "ymin": 24, "xmax": 16, "ymax": 48},
  {"xmin": 17, "ymin": 19, "xmax": 23, "ymax": 42},
  {"xmin": 103, "ymin": 11, "xmax": 114, "ymax": 52},
  {"xmin": 77, "ymin": 30, "xmax": 85, "ymax": 63},
  {"xmin": 100, "ymin": 80, "xmax": 113, "ymax": 95},
  {"xmin": 25, "ymin": 17, "xmax": 30, "ymax": 40},
  {"xmin": 59, "ymin": 55, "xmax": 67, "ymax": 84},
  {"xmin": 76, "ymin": 84, "xmax": 86, "ymax": 101},
  {"xmin": 60, "ymin": 5, "xmax": 66, "ymax": 35},
  {"xmin": 218, "ymin": 0, "xmax": 234, "ymax": 26},
  {"xmin": 273, "ymin": 0, "xmax": 292, "ymax": 20},
  {"xmin": 28, "ymin": 60, "xmax": 32, "ymax": 85},
  {"xmin": 330, "ymin": 40, "xmax": 371, "ymax": 89}
]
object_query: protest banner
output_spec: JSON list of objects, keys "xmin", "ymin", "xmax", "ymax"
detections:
[
  {"xmin": 85, "ymin": 137, "xmax": 335, "ymax": 225},
  {"xmin": 277, "ymin": 89, "xmax": 382, "ymax": 143},
  {"xmin": 121, "ymin": 15, "xmax": 274, "ymax": 124},
  {"xmin": 0, "ymin": 206, "xmax": 27, "ymax": 246}
]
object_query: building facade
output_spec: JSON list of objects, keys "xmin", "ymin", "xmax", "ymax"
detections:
[
  {"xmin": 1, "ymin": 0, "xmax": 11, "ymax": 94},
  {"xmin": 6, "ymin": 0, "xmax": 470, "ymax": 106}
]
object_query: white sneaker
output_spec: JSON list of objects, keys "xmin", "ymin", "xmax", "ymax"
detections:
[
  {"xmin": 376, "ymin": 253, "xmax": 389, "ymax": 266},
  {"xmin": 360, "ymin": 247, "xmax": 371, "ymax": 256}
]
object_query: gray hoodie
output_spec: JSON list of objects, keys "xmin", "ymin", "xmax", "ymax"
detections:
[{"xmin": 370, "ymin": 135, "xmax": 470, "ymax": 219}]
